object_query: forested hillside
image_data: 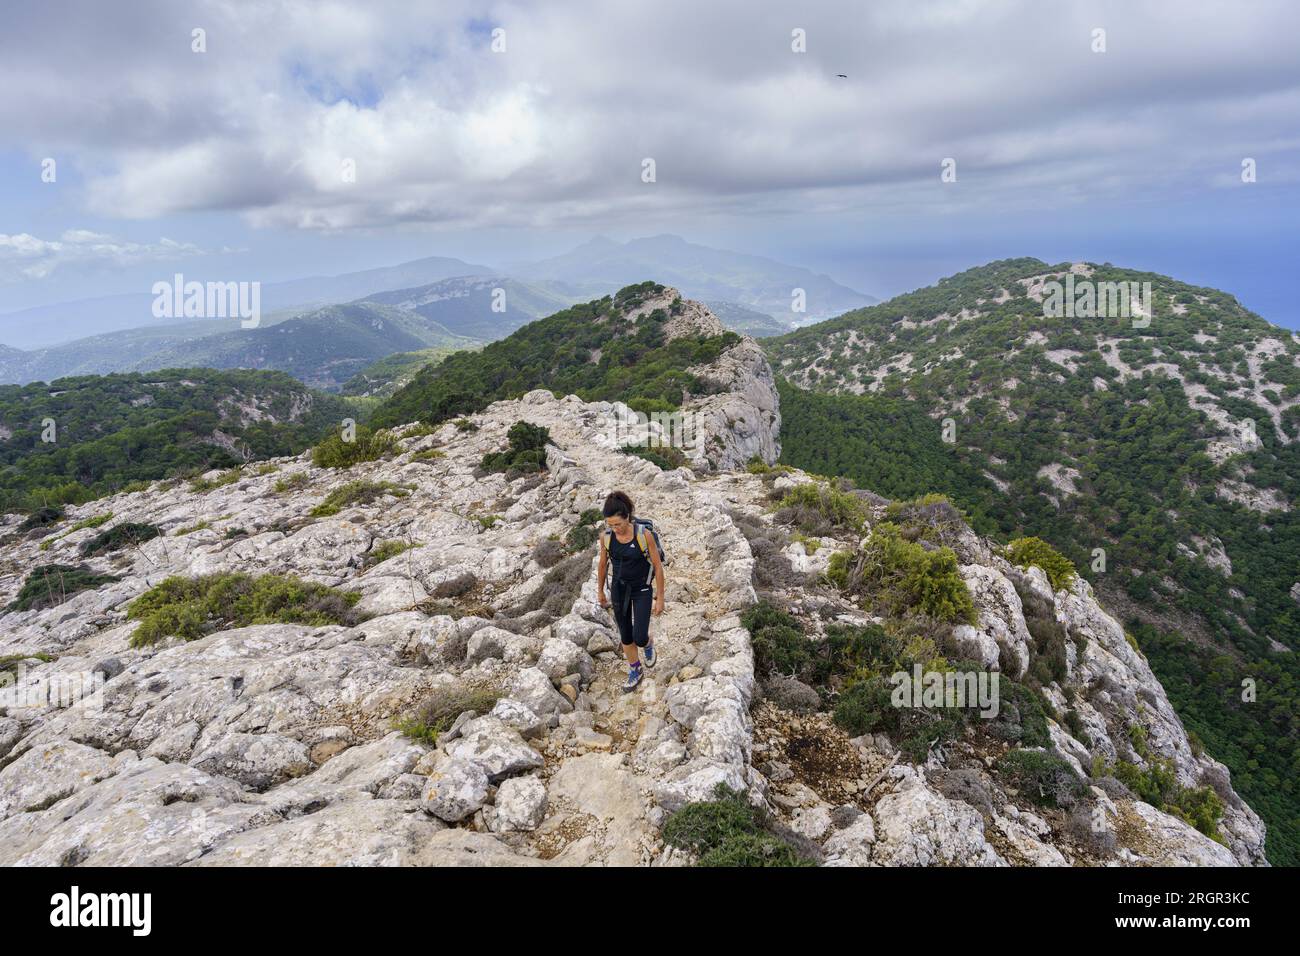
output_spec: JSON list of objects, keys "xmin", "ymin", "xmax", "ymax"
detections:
[
  {"xmin": 0, "ymin": 368, "xmax": 352, "ymax": 514},
  {"xmin": 766, "ymin": 259, "xmax": 1300, "ymax": 864},
  {"xmin": 371, "ymin": 282, "xmax": 740, "ymax": 428}
]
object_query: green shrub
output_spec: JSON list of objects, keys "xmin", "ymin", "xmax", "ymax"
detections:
[
  {"xmin": 1109, "ymin": 741, "xmax": 1225, "ymax": 840},
  {"xmin": 79, "ymin": 522, "xmax": 161, "ymax": 556},
  {"xmin": 481, "ymin": 422, "xmax": 551, "ymax": 476},
  {"xmin": 623, "ymin": 443, "xmax": 688, "ymax": 471},
  {"xmin": 18, "ymin": 506, "xmax": 64, "ymax": 533},
  {"xmin": 1004, "ymin": 537, "xmax": 1077, "ymax": 592},
  {"xmin": 311, "ymin": 426, "xmax": 395, "ymax": 469},
  {"xmin": 394, "ymin": 685, "xmax": 502, "ymax": 745},
  {"xmin": 566, "ymin": 509, "xmax": 603, "ymax": 552},
  {"xmin": 7, "ymin": 564, "xmax": 119, "ymax": 612},
  {"xmin": 274, "ymin": 472, "xmax": 310, "ymax": 492},
  {"xmin": 1063, "ymin": 708, "xmax": 1088, "ymax": 742},
  {"xmin": 776, "ymin": 481, "xmax": 869, "ymax": 535},
  {"xmin": 365, "ymin": 539, "xmax": 413, "ymax": 568},
  {"xmin": 126, "ymin": 572, "xmax": 363, "ymax": 646},
  {"xmin": 832, "ymin": 676, "xmax": 895, "ymax": 737},
  {"xmin": 661, "ymin": 785, "xmax": 814, "ymax": 867},
  {"xmin": 310, "ymin": 480, "xmax": 409, "ymax": 517},
  {"xmin": 1166, "ymin": 785, "xmax": 1227, "ymax": 840},
  {"xmin": 69, "ymin": 512, "xmax": 114, "ymax": 532},
  {"xmin": 995, "ymin": 749, "xmax": 1085, "ymax": 808},
  {"xmin": 991, "ymin": 681, "xmax": 1054, "ymax": 748},
  {"xmin": 189, "ymin": 468, "xmax": 242, "ymax": 493},
  {"xmin": 751, "ymin": 624, "xmax": 812, "ymax": 679},
  {"xmin": 827, "ymin": 522, "xmax": 976, "ymax": 623},
  {"xmin": 0, "ymin": 652, "xmax": 58, "ymax": 688}
]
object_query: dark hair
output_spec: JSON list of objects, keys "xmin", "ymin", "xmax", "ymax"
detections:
[{"xmin": 602, "ymin": 490, "xmax": 634, "ymax": 520}]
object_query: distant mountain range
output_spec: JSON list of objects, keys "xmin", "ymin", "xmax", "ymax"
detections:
[
  {"xmin": 0, "ymin": 255, "xmax": 495, "ymax": 351},
  {"xmin": 0, "ymin": 236, "xmax": 867, "ymax": 386},
  {"xmin": 510, "ymin": 234, "xmax": 875, "ymax": 321}
]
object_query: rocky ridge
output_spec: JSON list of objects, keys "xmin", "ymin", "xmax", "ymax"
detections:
[{"xmin": 0, "ymin": 344, "xmax": 1267, "ymax": 868}]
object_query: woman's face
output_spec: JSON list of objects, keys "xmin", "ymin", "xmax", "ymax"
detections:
[{"xmin": 605, "ymin": 514, "xmax": 631, "ymax": 535}]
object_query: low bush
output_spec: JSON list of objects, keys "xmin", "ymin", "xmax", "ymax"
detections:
[
  {"xmin": 1004, "ymin": 537, "xmax": 1077, "ymax": 592},
  {"xmin": 531, "ymin": 537, "xmax": 567, "ymax": 569},
  {"xmin": 661, "ymin": 785, "xmax": 814, "ymax": 867},
  {"xmin": 274, "ymin": 472, "xmax": 310, "ymax": 492},
  {"xmin": 365, "ymin": 539, "xmax": 412, "ymax": 568},
  {"xmin": 394, "ymin": 684, "xmax": 502, "ymax": 745},
  {"xmin": 311, "ymin": 426, "xmax": 396, "ymax": 469},
  {"xmin": 827, "ymin": 522, "xmax": 976, "ymax": 624},
  {"xmin": 79, "ymin": 522, "xmax": 161, "ymax": 556},
  {"xmin": 481, "ymin": 421, "xmax": 551, "ymax": 476},
  {"xmin": 18, "ymin": 506, "xmax": 64, "ymax": 533},
  {"xmin": 7, "ymin": 564, "xmax": 119, "ymax": 612},
  {"xmin": 775, "ymin": 480, "xmax": 869, "ymax": 536},
  {"xmin": 995, "ymin": 749, "xmax": 1086, "ymax": 808},
  {"xmin": 623, "ymin": 443, "xmax": 688, "ymax": 471},
  {"xmin": 310, "ymin": 480, "xmax": 409, "ymax": 517},
  {"xmin": 566, "ymin": 508, "xmax": 603, "ymax": 552},
  {"xmin": 189, "ymin": 468, "xmax": 242, "ymax": 493},
  {"xmin": 126, "ymin": 572, "xmax": 363, "ymax": 646}
]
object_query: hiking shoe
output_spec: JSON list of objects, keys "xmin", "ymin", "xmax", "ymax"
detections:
[
  {"xmin": 642, "ymin": 641, "xmax": 656, "ymax": 669},
  {"xmin": 623, "ymin": 662, "xmax": 643, "ymax": 692}
]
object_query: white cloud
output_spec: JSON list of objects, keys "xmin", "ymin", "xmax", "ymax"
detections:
[
  {"xmin": 1, "ymin": 0, "xmax": 1298, "ymax": 231},
  {"xmin": 0, "ymin": 230, "xmax": 207, "ymax": 282}
]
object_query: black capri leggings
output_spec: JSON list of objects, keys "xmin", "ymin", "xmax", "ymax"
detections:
[{"xmin": 611, "ymin": 579, "xmax": 653, "ymax": 647}]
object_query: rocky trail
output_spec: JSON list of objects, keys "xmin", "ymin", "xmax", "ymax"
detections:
[{"xmin": 0, "ymin": 390, "xmax": 764, "ymax": 866}]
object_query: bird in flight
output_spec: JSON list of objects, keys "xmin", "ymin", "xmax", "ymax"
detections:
[{"xmin": 836, "ymin": 74, "xmax": 847, "ymax": 78}]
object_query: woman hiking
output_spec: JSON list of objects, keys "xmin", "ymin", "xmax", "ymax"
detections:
[{"xmin": 597, "ymin": 491, "xmax": 665, "ymax": 692}]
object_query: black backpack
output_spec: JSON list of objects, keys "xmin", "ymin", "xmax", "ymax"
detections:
[{"xmin": 600, "ymin": 518, "xmax": 667, "ymax": 585}]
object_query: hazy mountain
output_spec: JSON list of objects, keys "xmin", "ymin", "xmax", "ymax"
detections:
[
  {"xmin": 360, "ymin": 276, "xmax": 576, "ymax": 341},
  {"xmin": 0, "ymin": 319, "xmax": 275, "ymax": 384},
  {"xmin": 0, "ymin": 276, "xmax": 575, "ymax": 388},
  {"xmin": 704, "ymin": 300, "xmax": 793, "ymax": 338},
  {"xmin": 511, "ymin": 234, "xmax": 875, "ymax": 321},
  {"xmin": 339, "ymin": 347, "xmax": 477, "ymax": 399},
  {"xmin": 765, "ymin": 257, "xmax": 1300, "ymax": 863},
  {"xmin": 0, "ymin": 254, "xmax": 492, "ymax": 350},
  {"xmin": 130, "ymin": 302, "xmax": 478, "ymax": 392}
]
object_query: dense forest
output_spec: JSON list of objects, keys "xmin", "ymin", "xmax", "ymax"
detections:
[
  {"xmin": 767, "ymin": 259, "xmax": 1300, "ymax": 863},
  {"xmin": 0, "ymin": 368, "xmax": 353, "ymax": 514}
]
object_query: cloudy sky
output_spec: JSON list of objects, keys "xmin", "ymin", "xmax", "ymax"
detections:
[{"xmin": 2, "ymin": 0, "xmax": 1298, "ymax": 325}]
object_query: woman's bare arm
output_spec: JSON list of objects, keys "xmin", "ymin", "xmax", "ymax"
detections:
[
  {"xmin": 597, "ymin": 547, "xmax": 609, "ymax": 606},
  {"xmin": 649, "ymin": 538, "xmax": 665, "ymax": 615}
]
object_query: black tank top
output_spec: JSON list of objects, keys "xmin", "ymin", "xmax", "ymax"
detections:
[{"xmin": 609, "ymin": 532, "xmax": 652, "ymax": 582}]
